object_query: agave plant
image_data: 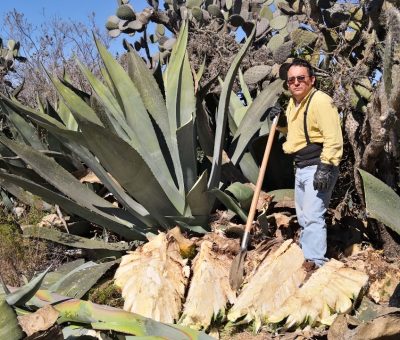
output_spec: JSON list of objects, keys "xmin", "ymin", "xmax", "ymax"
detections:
[{"xmin": 0, "ymin": 22, "xmax": 256, "ymax": 242}]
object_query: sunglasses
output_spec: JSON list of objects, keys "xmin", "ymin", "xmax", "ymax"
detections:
[{"xmin": 287, "ymin": 75, "xmax": 312, "ymax": 85}]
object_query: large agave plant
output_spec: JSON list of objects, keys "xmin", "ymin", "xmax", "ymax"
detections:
[{"xmin": 0, "ymin": 22, "xmax": 255, "ymax": 241}]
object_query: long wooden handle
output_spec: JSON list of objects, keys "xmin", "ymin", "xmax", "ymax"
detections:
[{"xmin": 240, "ymin": 114, "xmax": 279, "ymax": 249}]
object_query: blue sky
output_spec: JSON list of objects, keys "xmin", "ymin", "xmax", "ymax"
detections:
[
  {"xmin": 0, "ymin": 1, "xmax": 147, "ymax": 26},
  {"xmin": 0, "ymin": 0, "xmax": 148, "ymax": 53}
]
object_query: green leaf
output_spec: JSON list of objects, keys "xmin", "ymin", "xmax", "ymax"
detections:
[
  {"xmin": 77, "ymin": 59, "xmax": 132, "ymax": 141},
  {"xmin": 165, "ymin": 21, "xmax": 189, "ymax": 132},
  {"xmin": 127, "ymin": 47, "xmax": 184, "ymax": 195},
  {"xmin": 239, "ymin": 68, "xmax": 252, "ymax": 107},
  {"xmin": 177, "ymin": 119, "xmax": 197, "ymax": 194},
  {"xmin": 60, "ymin": 140, "xmax": 155, "ymax": 228},
  {"xmin": 208, "ymin": 27, "xmax": 256, "ymax": 190},
  {"xmin": 49, "ymin": 74, "xmax": 103, "ymax": 126},
  {"xmin": 186, "ymin": 170, "xmax": 210, "ymax": 216},
  {"xmin": 0, "ymin": 172, "xmax": 146, "ymax": 240},
  {"xmin": 95, "ymin": 37, "xmax": 185, "ymax": 214},
  {"xmin": 49, "ymin": 260, "xmax": 118, "ymax": 299},
  {"xmin": 79, "ymin": 120, "xmax": 177, "ymax": 226},
  {"xmin": 6, "ymin": 267, "xmax": 51, "ymax": 307},
  {"xmin": 0, "ymin": 101, "xmax": 45, "ymax": 150},
  {"xmin": 239, "ymin": 152, "xmax": 260, "ymax": 184},
  {"xmin": 268, "ymin": 188, "xmax": 294, "ymax": 202},
  {"xmin": 41, "ymin": 259, "xmax": 85, "ymax": 288},
  {"xmin": 0, "ymin": 135, "xmax": 144, "ymax": 235},
  {"xmin": 231, "ymin": 79, "xmax": 283, "ymax": 165},
  {"xmin": 1, "ymin": 94, "xmax": 66, "ymax": 130},
  {"xmin": 0, "ymin": 294, "xmax": 23, "ymax": 340},
  {"xmin": 210, "ymin": 188, "xmax": 248, "ymax": 222},
  {"xmin": 56, "ymin": 96, "xmax": 79, "ymax": 131},
  {"xmin": 359, "ymin": 169, "xmax": 400, "ymax": 235},
  {"xmin": 23, "ymin": 226, "xmax": 130, "ymax": 251},
  {"xmin": 226, "ymin": 182, "xmax": 253, "ymax": 211}
]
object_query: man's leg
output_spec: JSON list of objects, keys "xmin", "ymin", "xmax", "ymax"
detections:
[{"xmin": 296, "ymin": 165, "xmax": 338, "ymax": 266}]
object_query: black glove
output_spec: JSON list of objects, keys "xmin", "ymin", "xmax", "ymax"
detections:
[
  {"xmin": 268, "ymin": 105, "xmax": 282, "ymax": 120},
  {"xmin": 313, "ymin": 162, "xmax": 336, "ymax": 191},
  {"xmin": 268, "ymin": 105, "xmax": 287, "ymax": 127}
]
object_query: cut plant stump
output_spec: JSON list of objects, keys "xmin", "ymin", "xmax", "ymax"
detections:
[
  {"xmin": 180, "ymin": 237, "xmax": 237, "ymax": 330},
  {"xmin": 114, "ymin": 232, "xmax": 188, "ymax": 323}
]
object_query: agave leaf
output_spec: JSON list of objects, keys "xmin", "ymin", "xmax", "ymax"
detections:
[
  {"xmin": 6, "ymin": 267, "xmax": 51, "ymax": 307},
  {"xmin": 196, "ymin": 101, "xmax": 214, "ymax": 157},
  {"xmin": 358, "ymin": 169, "xmax": 400, "ymax": 235},
  {"xmin": 210, "ymin": 188, "xmax": 248, "ymax": 222},
  {"xmin": 178, "ymin": 53, "xmax": 197, "ymax": 192},
  {"xmin": 165, "ymin": 21, "xmax": 188, "ymax": 131},
  {"xmin": 186, "ymin": 170, "xmax": 210, "ymax": 216},
  {"xmin": 49, "ymin": 74, "xmax": 103, "ymax": 126},
  {"xmin": 114, "ymin": 232, "xmax": 188, "ymax": 323},
  {"xmin": 56, "ymin": 95, "xmax": 79, "ymax": 131},
  {"xmin": 0, "ymin": 101, "xmax": 45, "ymax": 150},
  {"xmin": 231, "ymin": 79, "xmax": 283, "ymax": 165},
  {"xmin": 61, "ymin": 140, "xmax": 155, "ymax": 227},
  {"xmin": 208, "ymin": 27, "xmax": 256, "ymax": 190},
  {"xmin": 49, "ymin": 260, "xmax": 119, "ymax": 299},
  {"xmin": 0, "ymin": 293, "xmax": 23, "ymax": 340},
  {"xmin": 28, "ymin": 292, "xmax": 214, "ymax": 339},
  {"xmin": 177, "ymin": 119, "xmax": 197, "ymax": 194},
  {"xmin": 180, "ymin": 238, "xmax": 236, "ymax": 330},
  {"xmin": 226, "ymin": 182, "xmax": 253, "ymax": 211},
  {"xmin": 0, "ymin": 136, "xmax": 145, "ymax": 235},
  {"xmin": 239, "ymin": 152, "xmax": 260, "ymax": 184},
  {"xmin": 23, "ymin": 226, "xmax": 130, "ymax": 252},
  {"xmin": 0, "ymin": 172, "xmax": 146, "ymax": 240},
  {"xmin": 238, "ymin": 68, "xmax": 253, "ymax": 107},
  {"xmin": 77, "ymin": 59, "xmax": 132, "ymax": 141},
  {"xmin": 95, "ymin": 37, "xmax": 185, "ymax": 214},
  {"xmin": 0, "ymin": 178, "xmax": 51, "ymax": 210},
  {"xmin": 228, "ymin": 240, "xmax": 305, "ymax": 330},
  {"xmin": 195, "ymin": 56, "xmax": 206, "ymax": 85},
  {"xmin": 79, "ymin": 120, "xmax": 177, "ymax": 226},
  {"xmin": 127, "ymin": 47, "xmax": 184, "ymax": 195},
  {"xmin": 1, "ymin": 94, "xmax": 66, "ymax": 130},
  {"xmin": 41, "ymin": 259, "xmax": 85, "ymax": 289},
  {"xmin": 268, "ymin": 259, "xmax": 368, "ymax": 327}
]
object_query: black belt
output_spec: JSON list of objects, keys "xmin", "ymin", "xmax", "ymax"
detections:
[{"xmin": 294, "ymin": 143, "xmax": 322, "ymax": 168}]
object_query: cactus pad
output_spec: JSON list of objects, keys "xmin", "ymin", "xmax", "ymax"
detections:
[{"xmin": 243, "ymin": 65, "xmax": 272, "ymax": 84}]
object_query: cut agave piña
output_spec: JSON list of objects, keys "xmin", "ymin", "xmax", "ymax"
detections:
[
  {"xmin": 268, "ymin": 258, "xmax": 369, "ymax": 328},
  {"xmin": 228, "ymin": 240, "xmax": 305, "ymax": 331},
  {"xmin": 180, "ymin": 235, "xmax": 237, "ymax": 329},
  {"xmin": 114, "ymin": 232, "xmax": 188, "ymax": 323}
]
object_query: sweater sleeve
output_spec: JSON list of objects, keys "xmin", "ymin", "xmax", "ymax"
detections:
[{"xmin": 314, "ymin": 94, "xmax": 343, "ymax": 166}]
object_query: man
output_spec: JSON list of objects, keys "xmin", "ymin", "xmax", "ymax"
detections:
[{"xmin": 270, "ymin": 58, "xmax": 343, "ymax": 267}]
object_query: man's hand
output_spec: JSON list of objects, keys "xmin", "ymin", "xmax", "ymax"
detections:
[
  {"xmin": 268, "ymin": 105, "xmax": 282, "ymax": 121},
  {"xmin": 313, "ymin": 162, "xmax": 336, "ymax": 191},
  {"xmin": 268, "ymin": 104, "xmax": 287, "ymax": 127}
]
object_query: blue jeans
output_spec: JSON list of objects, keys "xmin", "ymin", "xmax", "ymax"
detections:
[{"xmin": 295, "ymin": 165, "xmax": 339, "ymax": 266}]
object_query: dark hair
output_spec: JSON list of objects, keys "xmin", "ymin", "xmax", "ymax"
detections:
[{"xmin": 286, "ymin": 58, "xmax": 315, "ymax": 78}]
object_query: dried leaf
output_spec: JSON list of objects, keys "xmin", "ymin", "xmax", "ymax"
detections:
[
  {"xmin": 79, "ymin": 170, "xmax": 102, "ymax": 184},
  {"xmin": 180, "ymin": 238, "xmax": 236, "ymax": 329},
  {"xmin": 228, "ymin": 240, "xmax": 305, "ymax": 330},
  {"xmin": 18, "ymin": 305, "xmax": 59, "ymax": 337},
  {"xmin": 114, "ymin": 232, "xmax": 188, "ymax": 323}
]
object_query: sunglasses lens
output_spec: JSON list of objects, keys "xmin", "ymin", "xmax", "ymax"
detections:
[{"xmin": 287, "ymin": 75, "xmax": 308, "ymax": 84}]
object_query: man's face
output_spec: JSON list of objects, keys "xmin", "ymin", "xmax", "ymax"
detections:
[{"xmin": 287, "ymin": 65, "xmax": 315, "ymax": 103}]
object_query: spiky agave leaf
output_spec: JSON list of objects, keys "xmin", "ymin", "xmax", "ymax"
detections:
[
  {"xmin": 26, "ymin": 290, "xmax": 214, "ymax": 339},
  {"xmin": 114, "ymin": 232, "xmax": 188, "ymax": 323},
  {"xmin": 227, "ymin": 240, "xmax": 305, "ymax": 331},
  {"xmin": 268, "ymin": 259, "xmax": 369, "ymax": 328},
  {"xmin": 180, "ymin": 235, "xmax": 237, "ymax": 330}
]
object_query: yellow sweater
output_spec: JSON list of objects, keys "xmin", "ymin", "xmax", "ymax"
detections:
[{"xmin": 282, "ymin": 89, "xmax": 343, "ymax": 166}]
